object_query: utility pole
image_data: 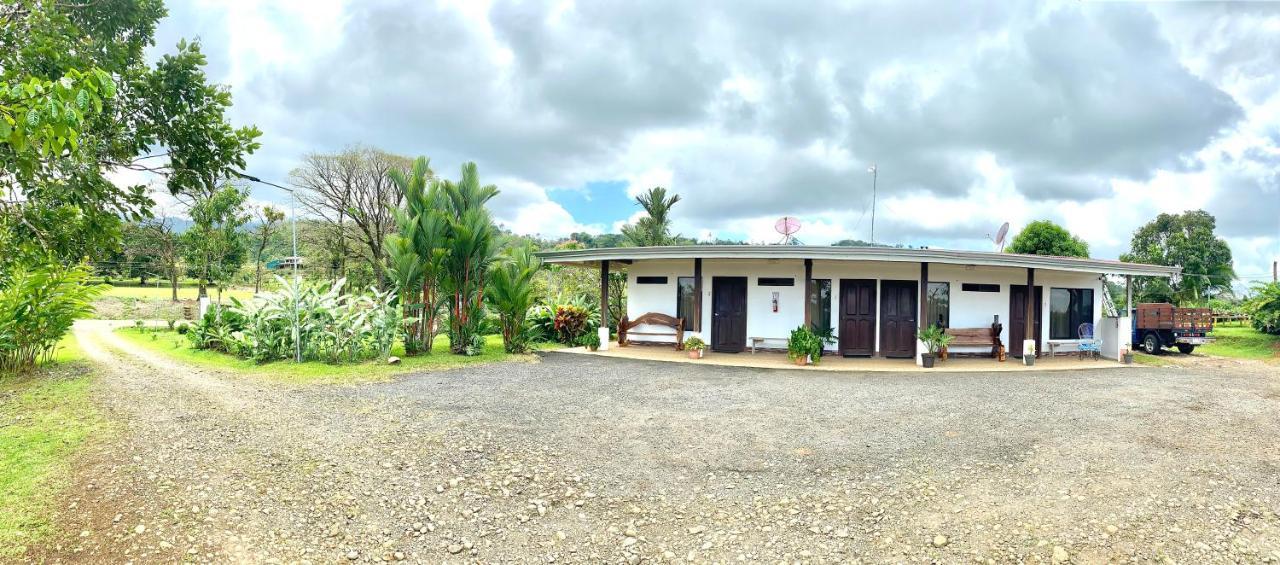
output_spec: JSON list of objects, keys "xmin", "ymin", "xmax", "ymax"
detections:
[
  {"xmin": 867, "ymin": 164, "xmax": 878, "ymax": 245},
  {"xmin": 1273, "ymin": 260, "xmax": 1277, "ymax": 283}
]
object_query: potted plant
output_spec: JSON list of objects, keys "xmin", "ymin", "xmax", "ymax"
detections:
[
  {"xmin": 788, "ymin": 326, "xmax": 822, "ymax": 366},
  {"xmin": 683, "ymin": 336, "xmax": 707, "ymax": 359},
  {"xmin": 579, "ymin": 331, "xmax": 600, "ymax": 352},
  {"xmin": 917, "ymin": 324, "xmax": 953, "ymax": 369},
  {"xmin": 1121, "ymin": 346, "xmax": 1133, "ymax": 364}
]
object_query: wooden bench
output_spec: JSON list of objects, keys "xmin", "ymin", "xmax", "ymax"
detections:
[
  {"xmin": 618, "ymin": 313, "xmax": 685, "ymax": 350},
  {"xmin": 943, "ymin": 320, "xmax": 1003, "ymax": 358}
]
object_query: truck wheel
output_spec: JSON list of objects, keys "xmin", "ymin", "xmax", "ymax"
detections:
[
  {"xmin": 1143, "ymin": 332, "xmax": 1162, "ymax": 354},
  {"xmin": 1176, "ymin": 344, "xmax": 1195, "ymax": 355}
]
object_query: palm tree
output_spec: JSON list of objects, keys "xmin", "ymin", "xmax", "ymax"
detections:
[
  {"xmin": 622, "ymin": 186, "xmax": 682, "ymax": 246},
  {"xmin": 437, "ymin": 162, "xmax": 500, "ymax": 355},
  {"xmin": 487, "ymin": 245, "xmax": 542, "ymax": 353},
  {"xmin": 385, "ymin": 157, "xmax": 445, "ymax": 354}
]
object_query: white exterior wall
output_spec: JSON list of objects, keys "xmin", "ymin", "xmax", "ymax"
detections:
[{"xmin": 623, "ymin": 258, "xmax": 1107, "ymax": 354}]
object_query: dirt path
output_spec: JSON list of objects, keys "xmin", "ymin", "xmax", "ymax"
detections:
[{"xmin": 30, "ymin": 321, "xmax": 1280, "ymax": 564}]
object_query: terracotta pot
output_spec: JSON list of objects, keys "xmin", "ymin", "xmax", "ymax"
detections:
[
  {"xmin": 794, "ymin": 356, "xmax": 808, "ymax": 366},
  {"xmin": 688, "ymin": 350, "xmax": 701, "ymax": 359}
]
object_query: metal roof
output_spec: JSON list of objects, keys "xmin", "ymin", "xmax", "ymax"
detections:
[{"xmin": 536, "ymin": 245, "xmax": 1179, "ymax": 277}]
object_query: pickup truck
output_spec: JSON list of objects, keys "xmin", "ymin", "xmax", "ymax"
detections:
[{"xmin": 1131, "ymin": 303, "xmax": 1214, "ymax": 354}]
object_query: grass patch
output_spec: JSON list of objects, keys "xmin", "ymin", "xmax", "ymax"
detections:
[
  {"xmin": 115, "ymin": 328, "xmax": 563, "ymax": 384},
  {"xmin": 1199, "ymin": 326, "xmax": 1280, "ymax": 361},
  {"xmin": 0, "ymin": 339, "xmax": 104, "ymax": 557},
  {"xmin": 1131, "ymin": 352, "xmax": 1171, "ymax": 367},
  {"xmin": 100, "ymin": 284, "xmax": 255, "ymax": 301}
]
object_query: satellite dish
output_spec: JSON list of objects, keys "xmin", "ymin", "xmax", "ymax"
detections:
[
  {"xmin": 990, "ymin": 222, "xmax": 1010, "ymax": 252},
  {"xmin": 775, "ymin": 216, "xmax": 802, "ymax": 245}
]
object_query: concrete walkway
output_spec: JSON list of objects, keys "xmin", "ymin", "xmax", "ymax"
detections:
[{"xmin": 562, "ymin": 343, "xmax": 1131, "ymax": 372}]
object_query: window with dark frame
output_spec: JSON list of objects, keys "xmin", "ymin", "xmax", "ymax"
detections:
[
  {"xmin": 636, "ymin": 276, "xmax": 668, "ymax": 285},
  {"xmin": 757, "ymin": 277, "xmax": 795, "ymax": 286},
  {"xmin": 1049, "ymin": 288, "xmax": 1094, "ymax": 339},
  {"xmin": 926, "ymin": 282, "xmax": 950, "ymax": 329},
  {"xmin": 808, "ymin": 279, "xmax": 832, "ymax": 331},
  {"xmin": 676, "ymin": 277, "xmax": 695, "ymax": 331},
  {"xmin": 960, "ymin": 283, "xmax": 999, "ymax": 293}
]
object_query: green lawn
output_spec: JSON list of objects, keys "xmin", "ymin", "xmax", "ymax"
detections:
[
  {"xmin": 0, "ymin": 336, "xmax": 105, "ymax": 558},
  {"xmin": 101, "ymin": 284, "xmax": 255, "ymax": 301},
  {"xmin": 1200, "ymin": 326, "xmax": 1280, "ymax": 361},
  {"xmin": 116, "ymin": 328, "xmax": 562, "ymax": 384}
]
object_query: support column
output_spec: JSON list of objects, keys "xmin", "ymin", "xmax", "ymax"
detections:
[
  {"xmin": 600, "ymin": 259, "xmax": 610, "ymax": 329},
  {"xmin": 919, "ymin": 262, "xmax": 929, "ymax": 333},
  {"xmin": 804, "ymin": 259, "xmax": 813, "ymax": 328},
  {"xmin": 693, "ymin": 258, "xmax": 703, "ymax": 332},
  {"xmin": 1125, "ymin": 275, "xmax": 1133, "ymax": 316},
  {"xmin": 1026, "ymin": 267, "xmax": 1036, "ymax": 357}
]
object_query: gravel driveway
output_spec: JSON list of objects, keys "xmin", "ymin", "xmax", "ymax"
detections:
[{"xmin": 37, "ymin": 322, "xmax": 1280, "ymax": 563}]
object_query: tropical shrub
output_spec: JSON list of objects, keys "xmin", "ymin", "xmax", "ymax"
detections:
[
  {"xmin": 1246, "ymin": 282, "xmax": 1280, "ymax": 335},
  {"xmin": 487, "ymin": 245, "xmax": 541, "ymax": 353},
  {"xmin": 196, "ymin": 276, "xmax": 402, "ymax": 364},
  {"xmin": 918, "ymin": 324, "xmax": 954, "ymax": 356},
  {"xmin": 553, "ymin": 305, "xmax": 591, "ymax": 344},
  {"xmin": 787, "ymin": 326, "xmax": 823, "ymax": 365},
  {"xmin": 577, "ymin": 330, "xmax": 600, "ymax": 350},
  {"xmin": 0, "ymin": 261, "xmax": 105, "ymax": 372}
]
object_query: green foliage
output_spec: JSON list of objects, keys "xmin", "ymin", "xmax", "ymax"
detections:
[
  {"xmin": 1006, "ymin": 220, "xmax": 1089, "ymax": 258},
  {"xmin": 683, "ymin": 336, "xmax": 707, "ymax": 351},
  {"xmin": 552, "ymin": 305, "xmax": 592, "ymax": 345},
  {"xmin": 1245, "ymin": 282, "xmax": 1280, "ymax": 335},
  {"xmin": 917, "ymin": 324, "xmax": 954, "ymax": 356},
  {"xmin": 621, "ymin": 187, "xmax": 682, "ymax": 246},
  {"xmin": 576, "ymin": 330, "xmax": 600, "ymax": 349},
  {"xmin": 487, "ymin": 245, "xmax": 542, "ymax": 353},
  {"xmin": 181, "ymin": 185, "xmax": 249, "ymax": 295},
  {"xmin": 0, "ymin": 261, "xmax": 105, "ymax": 372},
  {"xmin": 385, "ymin": 156, "xmax": 445, "ymax": 354},
  {"xmin": 219, "ymin": 276, "xmax": 401, "ymax": 364},
  {"xmin": 1, "ymin": 1, "xmax": 259, "ymax": 261},
  {"xmin": 787, "ymin": 326, "xmax": 823, "ymax": 364},
  {"xmin": 1121, "ymin": 210, "xmax": 1235, "ymax": 304},
  {"xmin": 436, "ymin": 163, "xmax": 500, "ymax": 355}
]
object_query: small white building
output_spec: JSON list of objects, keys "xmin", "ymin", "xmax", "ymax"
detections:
[{"xmin": 538, "ymin": 245, "xmax": 1178, "ymax": 362}]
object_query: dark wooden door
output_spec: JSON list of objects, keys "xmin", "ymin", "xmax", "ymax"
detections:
[
  {"xmin": 879, "ymin": 280, "xmax": 918, "ymax": 358},
  {"xmin": 839, "ymin": 279, "xmax": 877, "ymax": 356},
  {"xmin": 1009, "ymin": 285, "xmax": 1043, "ymax": 357},
  {"xmin": 711, "ymin": 276, "xmax": 747, "ymax": 352}
]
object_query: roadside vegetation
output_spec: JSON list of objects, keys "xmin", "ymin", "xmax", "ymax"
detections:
[
  {"xmin": 0, "ymin": 335, "xmax": 106, "ymax": 558},
  {"xmin": 117, "ymin": 327, "xmax": 557, "ymax": 384}
]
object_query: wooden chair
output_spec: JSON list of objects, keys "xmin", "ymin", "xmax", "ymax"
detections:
[
  {"xmin": 942, "ymin": 318, "xmax": 1003, "ymax": 358},
  {"xmin": 618, "ymin": 313, "xmax": 685, "ymax": 350}
]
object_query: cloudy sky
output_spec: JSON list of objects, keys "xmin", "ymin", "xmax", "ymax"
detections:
[{"xmin": 146, "ymin": 0, "xmax": 1278, "ymax": 286}]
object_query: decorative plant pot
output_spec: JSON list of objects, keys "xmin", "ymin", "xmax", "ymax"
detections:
[
  {"xmin": 688, "ymin": 350, "xmax": 701, "ymax": 359},
  {"xmin": 1023, "ymin": 354, "xmax": 1035, "ymax": 366},
  {"xmin": 1122, "ymin": 353, "xmax": 1133, "ymax": 364},
  {"xmin": 921, "ymin": 353, "xmax": 935, "ymax": 368},
  {"xmin": 588, "ymin": 345, "xmax": 599, "ymax": 352},
  {"xmin": 939, "ymin": 347, "xmax": 949, "ymax": 361},
  {"xmin": 793, "ymin": 356, "xmax": 808, "ymax": 366}
]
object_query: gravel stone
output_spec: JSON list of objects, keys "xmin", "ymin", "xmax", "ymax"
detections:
[{"xmin": 30, "ymin": 321, "xmax": 1280, "ymax": 563}]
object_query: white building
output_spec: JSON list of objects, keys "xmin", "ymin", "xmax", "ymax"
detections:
[{"xmin": 538, "ymin": 246, "xmax": 1178, "ymax": 362}]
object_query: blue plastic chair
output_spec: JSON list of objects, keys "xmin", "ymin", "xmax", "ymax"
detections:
[{"xmin": 1077, "ymin": 322, "xmax": 1100, "ymax": 360}]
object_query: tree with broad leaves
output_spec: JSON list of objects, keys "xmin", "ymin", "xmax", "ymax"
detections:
[
  {"xmin": 1, "ymin": 0, "xmax": 260, "ymax": 266},
  {"xmin": 1006, "ymin": 220, "xmax": 1090, "ymax": 258},
  {"xmin": 250, "ymin": 205, "xmax": 286, "ymax": 293},
  {"xmin": 1121, "ymin": 210, "xmax": 1235, "ymax": 305}
]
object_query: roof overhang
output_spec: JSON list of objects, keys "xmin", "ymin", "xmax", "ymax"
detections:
[{"xmin": 536, "ymin": 245, "xmax": 1179, "ymax": 278}]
